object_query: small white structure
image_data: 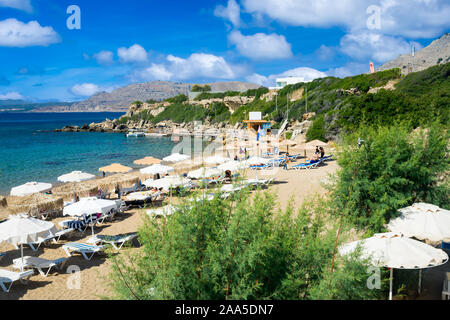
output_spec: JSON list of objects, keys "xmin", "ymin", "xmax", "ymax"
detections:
[{"xmin": 270, "ymin": 77, "xmax": 306, "ymax": 90}]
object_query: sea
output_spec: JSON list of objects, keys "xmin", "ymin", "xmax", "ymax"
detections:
[{"xmin": 0, "ymin": 112, "xmax": 177, "ymax": 195}]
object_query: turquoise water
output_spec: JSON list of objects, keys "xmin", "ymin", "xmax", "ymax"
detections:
[{"xmin": 0, "ymin": 113, "xmax": 176, "ymax": 195}]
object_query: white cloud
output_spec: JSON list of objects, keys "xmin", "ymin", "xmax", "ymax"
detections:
[
  {"xmin": 0, "ymin": 0, "xmax": 32, "ymax": 12},
  {"xmin": 117, "ymin": 44, "xmax": 148, "ymax": 63},
  {"xmin": 340, "ymin": 32, "xmax": 422, "ymax": 63},
  {"xmin": 327, "ymin": 62, "xmax": 371, "ymax": 78},
  {"xmin": 135, "ymin": 53, "xmax": 240, "ymax": 81},
  {"xmin": 315, "ymin": 45, "xmax": 336, "ymax": 61},
  {"xmin": 94, "ymin": 50, "xmax": 114, "ymax": 65},
  {"xmin": 245, "ymin": 73, "xmax": 271, "ymax": 87},
  {"xmin": 0, "ymin": 18, "xmax": 60, "ymax": 47},
  {"xmin": 214, "ymin": 0, "xmax": 241, "ymax": 28},
  {"xmin": 0, "ymin": 92, "xmax": 24, "ymax": 100},
  {"xmin": 228, "ymin": 30, "xmax": 292, "ymax": 60},
  {"xmin": 242, "ymin": 0, "xmax": 450, "ymax": 39},
  {"xmin": 70, "ymin": 83, "xmax": 102, "ymax": 97}
]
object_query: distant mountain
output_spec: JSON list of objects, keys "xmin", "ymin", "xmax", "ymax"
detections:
[
  {"xmin": 378, "ymin": 33, "xmax": 450, "ymax": 75},
  {"xmin": 0, "ymin": 100, "xmax": 74, "ymax": 112},
  {"xmin": 35, "ymin": 81, "xmax": 261, "ymax": 113}
]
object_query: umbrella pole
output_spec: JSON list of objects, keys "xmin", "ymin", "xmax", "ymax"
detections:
[
  {"xmin": 418, "ymin": 269, "xmax": 422, "ymax": 295},
  {"xmin": 21, "ymin": 243, "xmax": 24, "ymax": 272},
  {"xmin": 389, "ymin": 268, "xmax": 394, "ymax": 300}
]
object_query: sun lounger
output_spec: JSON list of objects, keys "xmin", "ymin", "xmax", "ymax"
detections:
[
  {"xmin": 90, "ymin": 233, "xmax": 138, "ymax": 250},
  {"xmin": 13, "ymin": 256, "xmax": 68, "ymax": 277},
  {"xmin": 62, "ymin": 242, "xmax": 106, "ymax": 261},
  {"xmin": 0, "ymin": 269, "xmax": 34, "ymax": 293},
  {"xmin": 22, "ymin": 228, "xmax": 75, "ymax": 252}
]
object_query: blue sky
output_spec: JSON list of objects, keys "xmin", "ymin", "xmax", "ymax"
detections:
[{"xmin": 0, "ymin": 0, "xmax": 449, "ymax": 102}]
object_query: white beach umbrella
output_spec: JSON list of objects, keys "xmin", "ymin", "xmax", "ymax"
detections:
[
  {"xmin": 163, "ymin": 153, "xmax": 191, "ymax": 163},
  {"xmin": 147, "ymin": 205, "xmax": 178, "ymax": 219},
  {"xmin": 58, "ymin": 171, "xmax": 96, "ymax": 183},
  {"xmin": 63, "ymin": 197, "xmax": 117, "ymax": 217},
  {"xmin": 0, "ymin": 217, "xmax": 57, "ymax": 270},
  {"xmin": 218, "ymin": 161, "xmax": 250, "ymax": 172},
  {"xmin": 140, "ymin": 164, "xmax": 174, "ymax": 175},
  {"xmin": 188, "ymin": 167, "xmax": 223, "ymax": 180},
  {"xmin": 10, "ymin": 182, "xmax": 52, "ymax": 197},
  {"xmin": 204, "ymin": 156, "xmax": 232, "ymax": 165},
  {"xmin": 145, "ymin": 176, "xmax": 192, "ymax": 191},
  {"xmin": 339, "ymin": 232, "xmax": 449, "ymax": 300},
  {"xmin": 387, "ymin": 203, "xmax": 450, "ymax": 244},
  {"xmin": 244, "ymin": 157, "xmax": 273, "ymax": 166}
]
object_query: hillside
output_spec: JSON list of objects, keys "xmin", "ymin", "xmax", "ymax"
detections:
[
  {"xmin": 34, "ymin": 81, "xmax": 260, "ymax": 113},
  {"xmin": 378, "ymin": 33, "xmax": 450, "ymax": 75}
]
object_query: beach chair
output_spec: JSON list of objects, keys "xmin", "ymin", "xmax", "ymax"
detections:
[
  {"xmin": 90, "ymin": 233, "xmax": 138, "ymax": 251},
  {"xmin": 24, "ymin": 228, "xmax": 75, "ymax": 251},
  {"xmin": 292, "ymin": 162, "xmax": 319, "ymax": 170},
  {"xmin": 97, "ymin": 208, "xmax": 117, "ymax": 225},
  {"xmin": 62, "ymin": 243, "xmax": 106, "ymax": 261},
  {"xmin": 13, "ymin": 256, "xmax": 68, "ymax": 278},
  {"xmin": 0, "ymin": 269, "xmax": 34, "ymax": 293}
]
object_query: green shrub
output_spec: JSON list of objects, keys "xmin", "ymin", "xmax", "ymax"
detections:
[
  {"xmin": 166, "ymin": 94, "xmax": 188, "ymax": 104},
  {"xmin": 332, "ymin": 122, "xmax": 449, "ymax": 232},
  {"xmin": 108, "ymin": 191, "xmax": 386, "ymax": 300},
  {"xmin": 306, "ymin": 115, "xmax": 326, "ymax": 142}
]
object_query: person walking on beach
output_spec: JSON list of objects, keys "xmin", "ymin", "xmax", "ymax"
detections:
[{"xmin": 102, "ymin": 171, "xmax": 106, "ymax": 178}]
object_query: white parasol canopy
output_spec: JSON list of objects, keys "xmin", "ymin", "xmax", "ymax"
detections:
[
  {"xmin": 244, "ymin": 157, "xmax": 273, "ymax": 166},
  {"xmin": 10, "ymin": 182, "xmax": 52, "ymax": 197},
  {"xmin": 63, "ymin": 197, "xmax": 117, "ymax": 217},
  {"xmin": 204, "ymin": 156, "xmax": 232, "ymax": 165},
  {"xmin": 58, "ymin": 171, "xmax": 96, "ymax": 183},
  {"xmin": 387, "ymin": 203, "xmax": 450, "ymax": 244},
  {"xmin": 147, "ymin": 205, "xmax": 177, "ymax": 218},
  {"xmin": 188, "ymin": 167, "xmax": 223, "ymax": 180},
  {"xmin": 145, "ymin": 176, "xmax": 192, "ymax": 191},
  {"xmin": 0, "ymin": 216, "xmax": 57, "ymax": 245},
  {"xmin": 140, "ymin": 164, "xmax": 174, "ymax": 175},
  {"xmin": 163, "ymin": 153, "xmax": 190, "ymax": 163},
  {"xmin": 0, "ymin": 217, "xmax": 57, "ymax": 271},
  {"xmin": 218, "ymin": 161, "xmax": 250, "ymax": 172},
  {"xmin": 339, "ymin": 232, "xmax": 448, "ymax": 300}
]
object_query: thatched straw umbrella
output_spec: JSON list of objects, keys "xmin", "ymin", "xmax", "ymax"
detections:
[
  {"xmin": 6, "ymin": 193, "xmax": 64, "ymax": 215},
  {"xmin": 52, "ymin": 182, "xmax": 99, "ymax": 201},
  {"xmin": 0, "ymin": 196, "xmax": 6, "ymax": 208},
  {"xmin": 99, "ymin": 163, "xmax": 133, "ymax": 174},
  {"xmin": 172, "ymin": 160, "xmax": 204, "ymax": 175},
  {"xmin": 134, "ymin": 157, "xmax": 161, "ymax": 166},
  {"xmin": 94, "ymin": 174, "xmax": 139, "ymax": 192}
]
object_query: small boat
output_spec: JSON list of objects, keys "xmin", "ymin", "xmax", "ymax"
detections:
[{"xmin": 127, "ymin": 131, "xmax": 146, "ymax": 138}]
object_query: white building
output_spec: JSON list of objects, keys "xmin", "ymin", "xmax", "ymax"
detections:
[{"xmin": 270, "ymin": 77, "xmax": 309, "ymax": 90}]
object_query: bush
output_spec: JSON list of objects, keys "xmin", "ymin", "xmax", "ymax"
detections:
[
  {"xmin": 166, "ymin": 94, "xmax": 188, "ymax": 104},
  {"xmin": 108, "ymin": 190, "xmax": 386, "ymax": 300},
  {"xmin": 332, "ymin": 122, "xmax": 449, "ymax": 232},
  {"xmin": 306, "ymin": 115, "xmax": 326, "ymax": 142}
]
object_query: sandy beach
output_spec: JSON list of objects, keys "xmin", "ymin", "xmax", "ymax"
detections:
[{"xmin": 0, "ymin": 155, "xmax": 340, "ymax": 300}]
